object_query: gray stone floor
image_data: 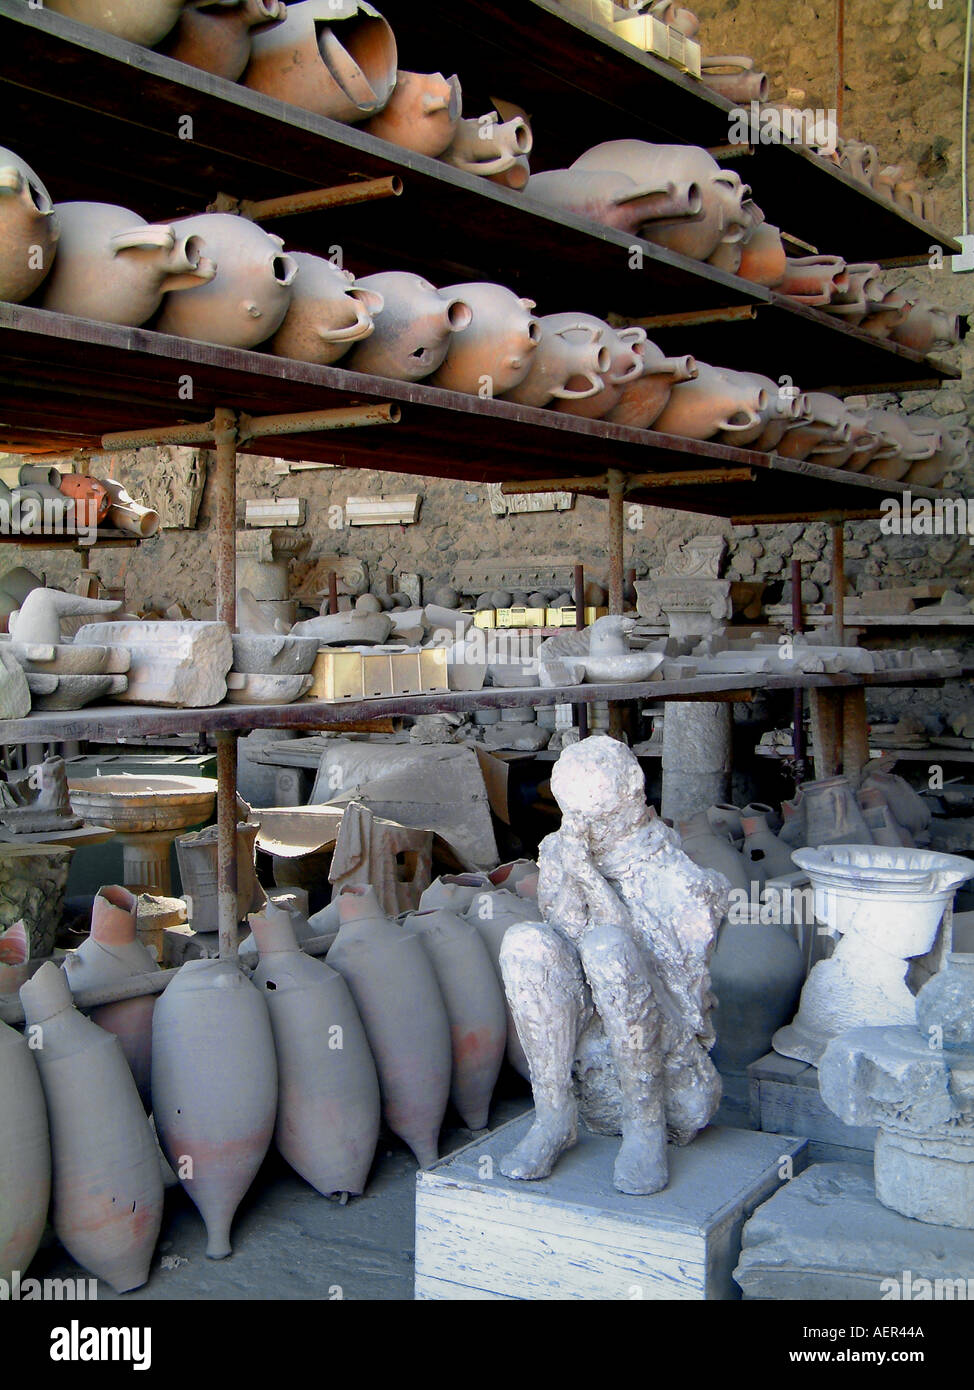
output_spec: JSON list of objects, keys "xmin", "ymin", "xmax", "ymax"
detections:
[{"xmin": 31, "ymin": 1092, "xmax": 532, "ymax": 1302}]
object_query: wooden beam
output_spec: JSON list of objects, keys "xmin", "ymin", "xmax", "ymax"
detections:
[
  {"xmin": 628, "ymin": 305, "xmax": 758, "ymax": 329},
  {"xmin": 503, "ymin": 467, "xmax": 755, "ymax": 496}
]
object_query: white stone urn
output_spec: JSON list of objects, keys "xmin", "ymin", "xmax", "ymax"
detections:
[{"xmin": 773, "ymin": 845, "xmax": 974, "ymax": 1064}]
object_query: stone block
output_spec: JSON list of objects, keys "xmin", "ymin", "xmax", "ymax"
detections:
[{"xmin": 73, "ymin": 621, "xmax": 232, "ymax": 707}]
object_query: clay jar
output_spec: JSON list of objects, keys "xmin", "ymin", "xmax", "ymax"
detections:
[
  {"xmin": 740, "ymin": 811, "xmax": 796, "ymax": 880},
  {"xmin": 653, "ymin": 360, "xmax": 768, "ymax": 440},
  {"xmin": 244, "ymin": 0, "xmax": 397, "ymax": 123},
  {"xmin": 326, "ymin": 885, "xmax": 452, "ymax": 1167},
  {"xmin": 155, "ymin": 213, "xmax": 297, "ymax": 348},
  {"xmin": 861, "ymin": 410, "xmax": 940, "ymax": 480},
  {"xmin": 501, "ymin": 314, "xmax": 611, "ymax": 409},
  {"xmin": 464, "ymin": 888, "xmax": 539, "ymax": 1079},
  {"xmin": 62, "ymin": 884, "xmax": 159, "ymax": 1108},
  {"xmin": 419, "ymin": 872, "xmax": 493, "ymax": 912},
  {"xmin": 550, "ymin": 316, "xmax": 647, "ymax": 420},
  {"xmin": 904, "ymin": 425, "xmax": 968, "ymax": 487},
  {"xmin": 40, "ymin": 202, "xmax": 216, "ymax": 328},
  {"xmin": 46, "ymin": 0, "xmax": 186, "ymax": 45},
  {"xmin": 719, "ymin": 372, "xmax": 806, "ymax": 451},
  {"xmin": 152, "ymin": 958, "xmax": 278, "ymax": 1258},
  {"xmin": 571, "ymin": 140, "xmax": 751, "ymax": 261},
  {"xmin": 736, "ymin": 222, "xmax": 787, "ymax": 288},
  {"xmin": 677, "ymin": 811, "xmax": 750, "ymax": 893},
  {"xmin": 0, "ymin": 147, "xmax": 59, "ymax": 304},
  {"xmin": 775, "ymin": 394, "xmax": 853, "ymax": 462},
  {"xmin": 251, "ymin": 904, "xmax": 381, "ymax": 1197},
  {"xmin": 345, "ymin": 272, "xmax": 472, "ymax": 381},
  {"xmin": 270, "ymin": 253, "xmax": 383, "ymax": 365},
  {"xmin": 441, "ymin": 112, "xmax": 532, "ymax": 176},
  {"xmin": 20, "ymin": 962, "xmax": 164, "ymax": 1292},
  {"xmin": 525, "ymin": 167, "xmax": 702, "ymax": 238},
  {"xmin": 604, "ymin": 341, "xmax": 697, "ymax": 430},
  {"xmin": 0, "ymin": 1018, "xmax": 50, "ymax": 1283},
  {"xmin": 891, "ymin": 299, "xmax": 962, "ymax": 356},
  {"xmin": 859, "ymin": 768, "xmax": 931, "ymax": 841},
  {"xmin": 363, "ymin": 70, "xmax": 462, "ymax": 158},
  {"xmin": 700, "ymin": 56, "xmax": 769, "ymax": 103},
  {"xmin": 401, "ymin": 907, "xmax": 507, "ymax": 1130},
  {"xmin": 160, "ymin": 0, "xmax": 286, "ymax": 82},
  {"xmin": 430, "ymin": 282, "xmax": 542, "ymax": 397}
]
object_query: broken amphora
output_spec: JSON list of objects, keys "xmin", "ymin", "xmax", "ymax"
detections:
[
  {"xmin": 344, "ymin": 271, "xmax": 472, "ymax": 381},
  {"xmin": 430, "ymin": 281, "xmax": 541, "ymax": 396},
  {"xmin": 271, "ymin": 252, "xmax": 383, "ymax": 365},
  {"xmin": 0, "ymin": 146, "xmax": 59, "ymax": 305}
]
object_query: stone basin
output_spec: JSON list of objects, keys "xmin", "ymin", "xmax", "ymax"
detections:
[
  {"xmin": 68, "ymin": 775, "xmax": 217, "ymax": 833},
  {"xmin": 792, "ymin": 844, "xmax": 974, "ymax": 958}
]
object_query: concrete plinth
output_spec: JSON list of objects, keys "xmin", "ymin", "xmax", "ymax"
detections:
[
  {"xmin": 415, "ymin": 1113, "xmax": 807, "ymax": 1300},
  {"xmin": 735, "ymin": 1162, "xmax": 974, "ymax": 1300},
  {"xmin": 661, "ymin": 700, "xmax": 732, "ymax": 823}
]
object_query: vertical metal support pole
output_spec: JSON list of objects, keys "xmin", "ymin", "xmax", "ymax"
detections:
[
  {"xmin": 607, "ymin": 468, "xmax": 625, "ymax": 615},
  {"xmin": 835, "ymin": 0, "xmax": 845, "ymax": 130},
  {"xmin": 327, "ymin": 570, "xmax": 339, "ymax": 615},
  {"xmin": 215, "ymin": 731, "xmax": 239, "ymax": 963},
  {"xmin": 574, "ymin": 562, "xmax": 588, "ymax": 740},
  {"xmin": 213, "ymin": 406, "xmax": 238, "ymax": 630},
  {"xmin": 213, "ymin": 407, "xmax": 239, "ymax": 961},
  {"xmin": 607, "ymin": 469, "xmax": 626, "ymax": 740},
  {"xmin": 790, "ymin": 557, "xmax": 806, "ymax": 779},
  {"xmin": 831, "ymin": 520, "xmax": 845, "ymax": 647}
]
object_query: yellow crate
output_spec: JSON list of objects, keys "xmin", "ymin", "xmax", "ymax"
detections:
[
  {"xmin": 544, "ymin": 606, "xmax": 609, "ymax": 627},
  {"xmin": 307, "ymin": 648, "xmax": 450, "ymax": 700},
  {"xmin": 496, "ymin": 606, "xmax": 547, "ymax": 628},
  {"xmin": 419, "ymin": 648, "xmax": 450, "ymax": 692},
  {"xmin": 473, "ymin": 610, "xmax": 497, "ymax": 629},
  {"xmin": 308, "ymin": 650, "xmax": 365, "ymax": 700},
  {"xmin": 612, "ymin": 13, "xmax": 669, "ymax": 57},
  {"xmin": 668, "ymin": 32, "xmax": 702, "ymax": 77}
]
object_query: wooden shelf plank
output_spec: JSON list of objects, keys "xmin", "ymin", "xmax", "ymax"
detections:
[
  {"xmin": 0, "ymin": 2, "xmax": 956, "ymax": 392},
  {"xmin": 0, "ymin": 305, "xmax": 956, "ymax": 522},
  {"xmin": 0, "ymin": 667, "xmax": 963, "ymax": 744}
]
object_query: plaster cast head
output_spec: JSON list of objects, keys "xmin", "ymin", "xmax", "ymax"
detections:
[{"xmin": 550, "ymin": 735, "xmax": 647, "ymax": 829}]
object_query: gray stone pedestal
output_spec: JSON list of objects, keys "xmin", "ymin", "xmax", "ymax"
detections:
[
  {"xmin": 735, "ymin": 1162, "xmax": 974, "ymax": 1300},
  {"xmin": 661, "ymin": 700, "xmax": 732, "ymax": 823}
]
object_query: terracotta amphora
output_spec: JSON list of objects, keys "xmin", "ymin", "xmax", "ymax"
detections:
[
  {"xmin": 709, "ymin": 915, "xmax": 804, "ymax": 1077},
  {"xmin": 858, "ymin": 788, "xmax": 913, "ymax": 848},
  {"xmin": 736, "ymin": 221, "xmax": 787, "ymax": 288},
  {"xmin": 571, "ymin": 141, "xmax": 750, "ymax": 261},
  {"xmin": 856, "ymin": 289, "xmax": 910, "ymax": 340},
  {"xmin": 775, "ymin": 394, "xmax": 854, "ymax": 461},
  {"xmin": 653, "ymin": 360, "xmax": 769, "ymax": 440},
  {"xmin": 155, "ymin": 212, "xmax": 297, "ymax": 348},
  {"xmin": 326, "ymin": 885, "xmax": 452, "ymax": 1167},
  {"xmin": 364, "ymin": 70, "xmax": 462, "ymax": 158},
  {"xmin": 152, "ymin": 957, "xmax": 278, "ymax": 1258},
  {"xmin": 20, "ymin": 962, "xmax": 164, "ymax": 1292},
  {"xmin": 344, "ymin": 271, "xmax": 472, "ymax": 381},
  {"xmin": 836, "ymin": 407, "xmax": 890, "ymax": 473},
  {"xmin": 40, "ymin": 202, "xmax": 216, "ymax": 328},
  {"xmin": 740, "ymin": 811, "xmax": 796, "ymax": 880},
  {"xmin": 903, "ymin": 424, "xmax": 968, "ymax": 487},
  {"xmin": 430, "ymin": 281, "xmax": 541, "ymax": 396},
  {"xmin": 0, "ymin": 1017, "xmax": 50, "ymax": 1283},
  {"xmin": 251, "ymin": 904, "xmax": 381, "ymax": 1197},
  {"xmin": 500, "ymin": 314, "xmax": 611, "ymax": 409},
  {"xmin": 46, "ymin": 0, "xmax": 186, "ymax": 45},
  {"xmin": 838, "ymin": 139, "xmax": 880, "ymax": 186},
  {"xmin": 890, "ymin": 299, "xmax": 963, "ymax": 356},
  {"xmin": 244, "ymin": 0, "xmax": 397, "ymax": 123},
  {"xmin": 777, "ymin": 254, "xmax": 847, "ymax": 305},
  {"xmin": 677, "ymin": 811, "xmax": 750, "ymax": 892},
  {"xmin": 464, "ymin": 888, "xmax": 539, "ymax": 1079},
  {"xmin": 160, "ymin": 0, "xmax": 285, "ymax": 81},
  {"xmin": 62, "ymin": 884, "xmax": 159, "ymax": 1108},
  {"xmin": 401, "ymin": 907, "xmax": 507, "ymax": 1130},
  {"xmin": 550, "ymin": 316, "xmax": 647, "ymax": 420},
  {"xmin": 700, "ymin": 56, "xmax": 769, "ymax": 103},
  {"xmin": 859, "ymin": 768, "xmax": 931, "ymax": 841},
  {"xmin": 441, "ymin": 112, "xmax": 532, "ymax": 177},
  {"xmin": 525, "ymin": 166, "xmax": 702, "ymax": 238},
  {"xmin": 0, "ymin": 147, "xmax": 59, "ymax": 305},
  {"xmin": 861, "ymin": 410, "xmax": 940, "ymax": 480},
  {"xmin": 270, "ymin": 252, "xmax": 383, "ymax": 365},
  {"xmin": 708, "ymin": 803, "xmax": 745, "ymax": 844},
  {"xmin": 722, "ymin": 372, "xmax": 806, "ymax": 451},
  {"xmin": 604, "ymin": 341, "xmax": 697, "ymax": 429},
  {"xmin": 487, "ymin": 156, "xmax": 531, "ymax": 191},
  {"xmin": 649, "ymin": 0, "xmax": 700, "ymax": 37}
]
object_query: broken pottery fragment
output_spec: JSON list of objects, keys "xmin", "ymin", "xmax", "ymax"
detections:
[
  {"xmin": 0, "ymin": 146, "xmax": 59, "ymax": 304},
  {"xmin": 364, "ymin": 70, "xmax": 462, "ymax": 157}
]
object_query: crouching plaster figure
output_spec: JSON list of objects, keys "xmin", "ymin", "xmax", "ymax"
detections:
[{"xmin": 499, "ymin": 735, "xmax": 729, "ymax": 1194}]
